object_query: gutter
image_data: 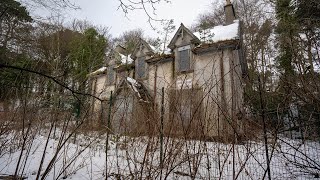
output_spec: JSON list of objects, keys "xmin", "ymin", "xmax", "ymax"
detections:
[{"xmin": 193, "ymin": 40, "xmax": 240, "ymax": 55}]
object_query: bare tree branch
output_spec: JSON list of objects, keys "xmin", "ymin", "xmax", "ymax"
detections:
[{"xmin": 0, "ymin": 63, "xmax": 103, "ymax": 101}]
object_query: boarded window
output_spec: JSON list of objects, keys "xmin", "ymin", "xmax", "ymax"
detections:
[
  {"xmin": 179, "ymin": 49, "xmax": 190, "ymax": 72},
  {"xmin": 107, "ymin": 65, "xmax": 114, "ymax": 85},
  {"xmin": 180, "ymin": 101, "xmax": 192, "ymax": 126},
  {"xmin": 136, "ymin": 57, "xmax": 146, "ymax": 79},
  {"xmin": 169, "ymin": 88, "xmax": 203, "ymax": 129},
  {"xmin": 112, "ymin": 91, "xmax": 134, "ymax": 134}
]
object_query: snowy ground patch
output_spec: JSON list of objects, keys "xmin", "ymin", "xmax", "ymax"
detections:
[{"xmin": 0, "ymin": 130, "xmax": 320, "ymax": 179}]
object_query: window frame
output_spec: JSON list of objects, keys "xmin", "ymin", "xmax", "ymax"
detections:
[
  {"xmin": 107, "ymin": 65, "xmax": 115, "ymax": 85},
  {"xmin": 136, "ymin": 56, "xmax": 147, "ymax": 79},
  {"xmin": 177, "ymin": 45, "xmax": 191, "ymax": 72},
  {"xmin": 169, "ymin": 88, "xmax": 203, "ymax": 129}
]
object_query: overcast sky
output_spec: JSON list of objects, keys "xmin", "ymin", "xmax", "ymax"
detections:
[{"xmin": 29, "ymin": 0, "xmax": 218, "ymax": 38}]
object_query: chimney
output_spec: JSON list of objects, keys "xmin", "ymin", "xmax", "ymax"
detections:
[{"xmin": 224, "ymin": 0, "xmax": 236, "ymax": 25}]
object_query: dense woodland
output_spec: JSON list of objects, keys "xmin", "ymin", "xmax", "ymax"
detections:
[{"xmin": 0, "ymin": 0, "xmax": 320, "ymax": 179}]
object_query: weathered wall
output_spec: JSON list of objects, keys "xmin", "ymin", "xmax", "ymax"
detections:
[
  {"xmin": 191, "ymin": 48, "xmax": 244, "ymax": 138},
  {"xmin": 90, "ymin": 74, "xmax": 115, "ymax": 123}
]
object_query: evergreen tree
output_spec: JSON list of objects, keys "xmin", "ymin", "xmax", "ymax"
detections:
[
  {"xmin": 0, "ymin": 0, "xmax": 33, "ymax": 111},
  {"xmin": 70, "ymin": 28, "xmax": 108, "ymax": 94},
  {"xmin": 275, "ymin": 0, "xmax": 297, "ymax": 76}
]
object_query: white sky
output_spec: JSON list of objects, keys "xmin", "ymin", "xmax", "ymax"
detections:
[{"xmin": 28, "ymin": 0, "xmax": 218, "ymax": 38}]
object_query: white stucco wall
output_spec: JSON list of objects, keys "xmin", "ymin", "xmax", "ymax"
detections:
[{"xmin": 90, "ymin": 40, "xmax": 244, "ymax": 137}]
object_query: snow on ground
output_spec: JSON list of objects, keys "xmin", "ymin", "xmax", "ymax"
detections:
[{"xmin": 0, "ymin": 130, "xmax": 319, "ymax": 179}]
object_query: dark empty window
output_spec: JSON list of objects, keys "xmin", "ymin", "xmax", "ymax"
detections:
[
  {"xmin": 169, "ymin": 88, "xmax": 203, "ymax": 129},
  {"xmin": 136, "ymin": 56, "xmax": 146, "ymax": 79},
  {"xmin": 179, "ymin": 48, "xmax": 190, "ymax": 72}
]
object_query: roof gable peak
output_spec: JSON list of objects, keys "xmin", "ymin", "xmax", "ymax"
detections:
[
  {"xmin": 168, "ymin": 23, "xmax": 200, "ymax": 50},
  {"xmin": 131, "ymin": 38, "xmax": 154, "ymax": 60}
]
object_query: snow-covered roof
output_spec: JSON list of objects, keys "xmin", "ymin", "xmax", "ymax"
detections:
[
  {"xmin": 119, "ymin": 54, "xmax": 133, "ymax": 64},
  {"xmin": 125, "ymin": 77, "xmax": 150, "ymax": 103},
  {"xmin": 194, "ymin": 20, "xmax": 240, "ymax": 44},
  {"xmin": 149, "ymin": 43, "xmax": 171, "ymax": 55},
  {"xmin": 126, "ymin": 77, "xmax": 140, "ymax": 97},
  {"xmin": 88, "ymin": 67, "xmax": 107, "ymax": 77}
]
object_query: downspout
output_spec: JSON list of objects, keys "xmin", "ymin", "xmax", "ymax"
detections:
[
  {"xmin": 220, "ymin": 50, "xmax": 227, "ymax": 134},
  {"xmin": 91, "ymin": 78, "xmax": 97, "ymax": 117},
  {"xmin": 220, "ymin": 51, "xmax": 226, "ymax": 113},
  {"xmin": 154, "ymin": 64, "xmax": 158, "ymax": 109},
  {"xmin": 230, "ymin": 50, "xmax": 236, "ymax": 130}
]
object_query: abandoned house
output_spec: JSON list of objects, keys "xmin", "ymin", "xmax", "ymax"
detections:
[{"xmin": 88, "ymin": 1, "xmax": 247, "ymax": 139}]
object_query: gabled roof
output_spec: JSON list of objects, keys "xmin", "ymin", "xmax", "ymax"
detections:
[
  {"xmin": 167, "ymin": 23, "xmax": 201, "ymax": 50},
  {"xmin": 114, "ymin": 77, "xmax": 153, "ymax": 103},
  {"xmin": 131, "ymin": 38, "xmax": 154, "ymax": 60}
]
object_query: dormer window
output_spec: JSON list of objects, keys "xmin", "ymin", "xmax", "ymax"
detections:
[
  {"xmin": 178, "ymin": 45, "xmax": 191, "ymax": 72},
  {"xmin": 136, "ymin": 56, "xmax": 146, "ymax": 79}
]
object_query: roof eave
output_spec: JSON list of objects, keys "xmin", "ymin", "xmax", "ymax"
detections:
[{"xmin": 193, "ymin": 39, "xmax": 240, "ymax": 54}]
